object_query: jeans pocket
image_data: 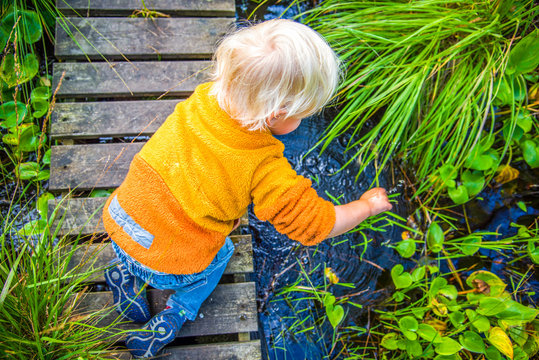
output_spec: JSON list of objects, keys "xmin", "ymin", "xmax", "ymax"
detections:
[{"xmin": 179, "ymin": 274, "xmax": 208, "ymax": 293}]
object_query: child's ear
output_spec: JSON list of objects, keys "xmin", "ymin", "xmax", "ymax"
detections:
[{"xmin": 266, "ymin": 108, "xmax": 288, "ymax": 126}]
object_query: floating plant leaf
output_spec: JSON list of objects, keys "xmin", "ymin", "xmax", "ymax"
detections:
[
  {"xmin": 326, "ymin": 303, "xmax": 344, "ymax": 329},
  {"xmin": 427, "ymin": 222, "xmax": 444, "ymax": 253},
  {"xmin": 488, "ymin": 327, "xmax": 513, "ymax": 359},
  {"xmin": 381, "ymin": 333, "xmax": 400, "ymax": 350},
  {"xmin": 417, "ymin": 323, "xmax": 442, "ymax": 343},
  {"xmin": 462, "ymin": 170, "xmax": 484, "ymax": 197},
  {"xmin": 435, "ymin": 337, "xmax": 462, "ymax": 356},
  {"xmin": 485, "ymin": 346, "xmax": 503, "ymax": 360},
  {"xmin": 411, "ymin": 266, "xmax": 426, "ymax": 282},
  {"xmin": 459, "ymin": 331, "xmax": 485, "ymax": 354},
  {"xmin": 391, "ymin": 264, "xmax": 413, "ymax": 289},
  {"xmin": 478, "ymin": 298, "xmax": 507, "ymax": 317},
  {"xmin": 466, "ymin": 271, "xmax": 507, "ymax": 297},
  {"xmin": 448, "ymin": 185, "xmax": 469, "ymax": 204},
  {"xmin": 399, "ymin": 316, "xmax": 419, "ymax": 332},
  {"xmin": 396, "ymin": 239, "xmax": 416, "ymax": 258},
  {"xmin": 406, "ymin": 339, "xmax": 423, "ymax": 358},
  {"xmin": 449, "ymin": 311, "xmax": 465, "ymax": 328},
  {"xmin": 466, "ymin": 310, "xmax": 491, "ymax": 333},
  {"xmin": 460, "ymin": 236, "xmax": 481, "ymax": 256},
  {"xmin": 506, "ymin": 29, "xmax": 539, "ymax": 75},
  {"xmin": 520, "ymin": 140, "xmax": 539, "ymax": 168},
  {"xmin": 496, "ymin": 300, "xmax": 539, "ymax": 322}
]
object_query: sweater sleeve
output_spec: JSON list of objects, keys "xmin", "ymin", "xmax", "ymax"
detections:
[{"xmin": 251, "ymin": 156, "xmax": 336, "ymax": 246}]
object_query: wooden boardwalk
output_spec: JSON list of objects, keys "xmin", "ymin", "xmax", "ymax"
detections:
[{"xmin": 49, "ymin": 1, "xmax": 261, "ymax": 358}]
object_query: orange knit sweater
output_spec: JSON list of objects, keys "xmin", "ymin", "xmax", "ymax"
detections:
[{"xmin": 102, "ymin": 82, "xmax": 336, "ymax": 274}]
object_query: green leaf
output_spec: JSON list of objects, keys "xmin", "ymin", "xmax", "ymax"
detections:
[
  {"xmin": 18, "ymin": 124, "xmax": 42, "ymax": 152},
  {"xmin": 30, "ymin": 86, "xmax": 52, "ymax": 102},
  {"xmin": 0, "ymin": 101, "xmax": 27, "ymax": 128},
  {"xmin": 411, "ymin": 266, "xmax": 426, "ymax": 282},
  {"xmin": 448, "ymin": 185, "xmax": 469, "ymax": 204},
  {"xmin": 36, "ymin": 169, "xmax": 50, "ymax": 181},
  {"xmin": 393, "ymin": 291, "xmax": 405, "ymax": 302},
  {"xmin": 466, "ymin": 310, "xmax": 491, "ymax": 333},
  {"xmin": 496, "ymin": 300, "xmax": 539, "ymax": 322},
  {"xmin": 399, "ymin": 316, "xmax": 419, "ymax": 332},
  {"xmin": 16, "ymin": 162, "xmax": 39, "ymax": 180},
  {"xmin": 0, "ymin": 53, "xmax": 39, "ymax": 87},
  {"xmin": 462, "ymin": 170, "xmax": 485, "ymax": 197},
  {"xmin": 326, "ymin": 303, "xmax": 344, "ymax": 329},
  {"xmin": 427, "ymin": 222, "xmax": 444, "ymax": 253},
  {"xmin": 438, "ymin": 164, "xmax": 457, "ymax": 187},
  {"xmin": 460, "ymin": 236, "xmax": 481, "ymax": 256},
  {"xmin": 517, "ymin": 201, "xmax": 527, "ymax": 213},
  {"xmin": 506, "ymin": 29, "xmax": 539, "ymax": 75},
  {"xmin": 406, "ymin": 339, "xmax": 423, "ymax": 358},
  {"xmin": 32, "ymin": 99, "xmax": 49, "ymax": 118},
  {"xmin": 42, "ymin": 149, "xmax": 51, "ymax": 165},
  {"xmin": 90, "ymin": 189, "xmax": 112, "ymax": 198},
  {"xmin": 507, "ymin": 326, "xmax": 528, "ymax": 347},
  {"xmin": 323, "ymin": 293, "xmax": 335, "ymax": 307},
  {"xmin": 516, "ymin": 111, "xmax": 533, "ymax": 133},
  {"xmin": 493, "ymin": 75, "xmax": 513, "ymax": 106},
  {"xmin": 449, "ymin": 311, "xmax": 465, "ymax": 328},
  {"xmin": 381, "ymin": 333, "xmax": 400, "ymax": 350},
  {"xmin": 485, "ymin": 346, "xmax": 502, "ymax": 360},
  {"xmin": 1, "ymin": 9, "xmax": 43, "ymax": 44},
  {"xmin": 396, "ymin": 239, "xmax": 416, "ymax": 258},
  {"xmin": 430, "ymin": 277, "xmax": 448, "ymax": 296},
  {"xmin": 417, "ymin": 323, "xmax": 442, "ymax": 343},
  {"xmin": 477, "ymin": 298, "xmax": 507, "ymax": 317},
  {"xmin": 503, "ymin": 121, "xmax": 524, "ymax": 143},
  {"xmin": 527, "ymin": 240, "xmax": 539, "ymax": 265},
  {"xmin": 466, "ymin": 271, "xmax": 507, "ymax": 297},
  {"xmin": 17, "ymin": 219, "xmax": 48, "ymax": 236},
  {"xmin": 391, "ymin": 264, "xmax": 413, "ymax": 289},
  {"xmin": 459, "ymin": 331, "xmax": 485, "ymax": 353},
  {"xmin": 435, "ymin": 337, "xmax": 463, "ymax": 356},
  {"xmin": 520, "ymin": 140, "xmax": 539, "ymax": 168},
  {"xmin": 37, "ymin": 192, "xmax": 54, "ymax": 220}
]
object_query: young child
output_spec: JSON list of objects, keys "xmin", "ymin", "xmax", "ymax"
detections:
[{"xmin": 102, "ymin": 19, "xmax": 392, "ymax": 358}]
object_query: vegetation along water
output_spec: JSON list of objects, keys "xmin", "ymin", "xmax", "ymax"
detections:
[{"xmin": 1, "ymin": 0, "xmax": 538, "ymax": 359}]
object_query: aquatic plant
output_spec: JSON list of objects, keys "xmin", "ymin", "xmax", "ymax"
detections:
[
  {"xmin": 303, "ymin": 0, "xmax": 539, "ymax": 202},
  {"xmin": 0, "ymin": 193, "xmax": 128, "ymax": 359},
  {"xmin": 377, "ymin": 267, "xmax": 539, "ymax": 359}
]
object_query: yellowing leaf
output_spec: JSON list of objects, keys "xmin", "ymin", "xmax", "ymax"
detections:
[
  {"xmin": 488, "ymin": 327, "xmax": 513, "ymax": 359},
  {"xmin": 325, "ymin": 267, "xmax": 339, "ymax": 284},
  {"xmin": 494, "ymin": 165, "xmax": 519, "ymax": 184},
  {"xmin": 401, "ymin": 231, "xmax": 411, "ymax": 240}
]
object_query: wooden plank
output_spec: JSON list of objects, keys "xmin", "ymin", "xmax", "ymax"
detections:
[
  {"xmin": 55, "ymin": 17, "xmax": 234, "ymax": 60},
  {"xmin": 75, "ymin": 282, "xmax": 258, "ymax": 337},
  {"xmin": 66, "ymin": 235, "xmax": 253, "ymax": 281},
  {"xmin": 48, "ymin": 197, "xmax": 249, "ymax": 235},
  {"xmin": 49, "ymin": 142, "xmax": 143, "ymax": 191},
  {"xmin": 53, "ymin": 61, "xmax": 211, "ymax": 98},
  {"xmin": 113, "ymin": 341, "xmax": 261, "ymax": 360},
  {"xmin": 51, "ymin": 100, "xmax": 178, "ymax": 139},
  {"xmin": 56, "ymin": 0, "xmax": 235, "ymax": 17}
]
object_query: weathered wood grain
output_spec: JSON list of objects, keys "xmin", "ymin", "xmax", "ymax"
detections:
[
  {"xmin": 48, "ymin": 197, "xmax": 249, "ymax": 235},
  {"xmin": 53, "ymin": 61, "xmax": 211, "ymax": 98},
  {"xmin": 49, "ymin": 142, "xmax": 143, "ymax": 191},
  {"xmin": 56, "ymin": 0, "xmax": 235, "ymax": 17},
  {"xmin": 51, "ymin": 100, "xmax": 178, "ymax": 139},
  {"xmin": 75, "ymin": 282, "xmax": 258, "ymax": 337},
  {"xmin": 55, "ymin": 17, "xmax": 234, "ymax": 60},
  {"xmin": 113, "ymin": 341, "xmax": 262, "ymax": 360},
  {"xmin": 66, "ymin": 235, "xmax": 253, "ymax": 281}
]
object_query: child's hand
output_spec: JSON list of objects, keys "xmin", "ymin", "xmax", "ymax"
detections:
[{"xmin": 359, "ymin": 188, "xmax": 392, "ymax": 217}]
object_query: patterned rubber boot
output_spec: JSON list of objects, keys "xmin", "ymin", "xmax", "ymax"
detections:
[
  {"xmin": 104, "ymin": 262, "xmax": 151, "ymax": 323},
  {"xmin": 125, "ymin": 306, "xmax": 186, "ymax": 358}
]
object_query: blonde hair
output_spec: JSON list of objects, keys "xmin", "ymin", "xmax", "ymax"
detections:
[{"xmin": 211, "ymin": 19, "xmax": 341, "ymax": 131}]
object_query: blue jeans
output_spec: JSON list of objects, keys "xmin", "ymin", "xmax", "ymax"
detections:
[{"xmin": 111, "ymin": 237, "xmax": 234, "ymax": 321}]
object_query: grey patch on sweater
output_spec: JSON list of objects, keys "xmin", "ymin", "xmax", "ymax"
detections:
[{"xmin": 108, "ymin": 195, "xmax": 154, "ymax": 249}]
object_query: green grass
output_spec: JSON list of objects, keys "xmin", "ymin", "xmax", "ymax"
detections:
[{"xmin": 303, "ymin": 0, "xmax": 538, "ymax": 199}]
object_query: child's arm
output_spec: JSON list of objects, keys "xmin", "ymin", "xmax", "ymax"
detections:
[{"xmin": 326, "ymin": 187, "xmax": 392, "ymax": 239}]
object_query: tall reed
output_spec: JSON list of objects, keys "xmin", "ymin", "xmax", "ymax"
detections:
[{"xmin": 303, "ymin": 0, "xmax": 537, "ymax": 195}]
